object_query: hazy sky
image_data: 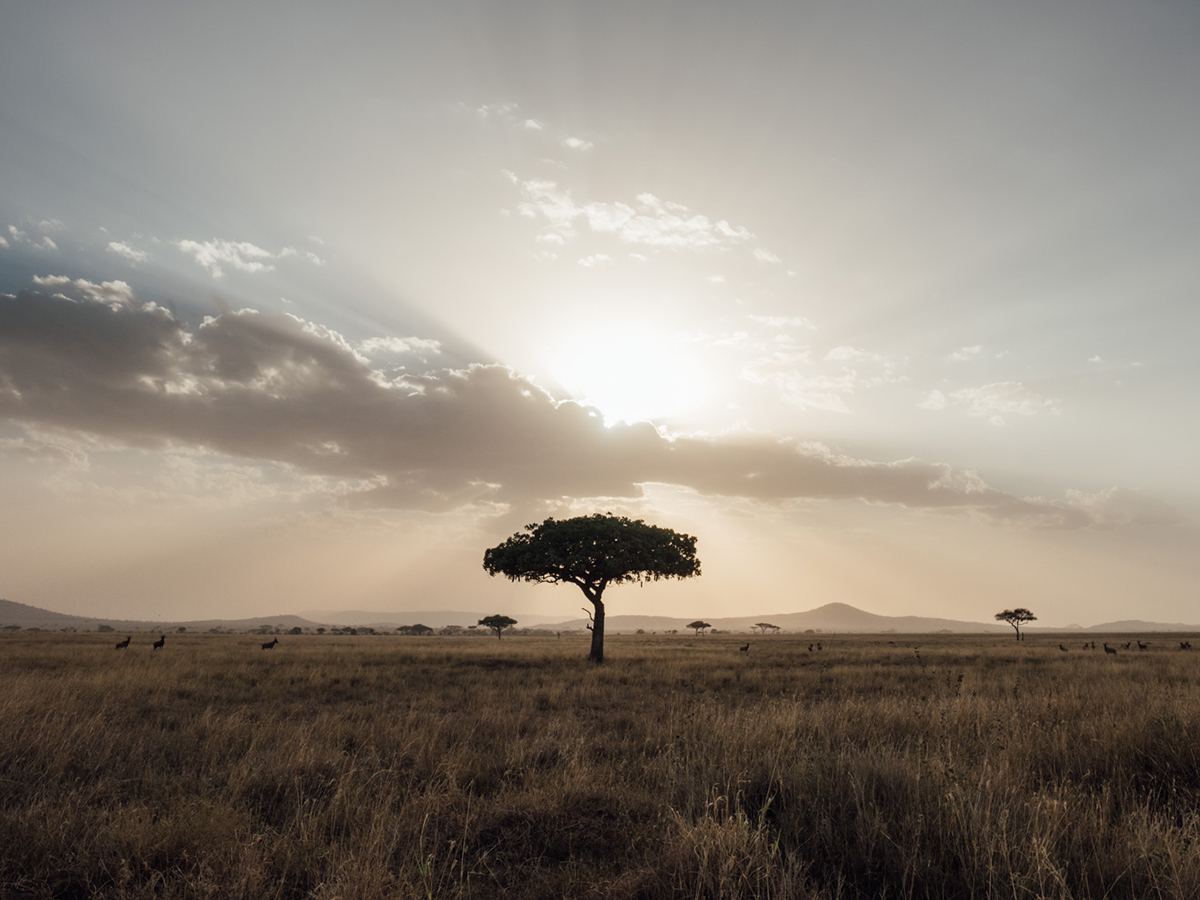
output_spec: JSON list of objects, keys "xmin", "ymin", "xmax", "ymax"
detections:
[{"xmin": 1, "ymin": 0, "xmax": 1197, "ymax": 626}]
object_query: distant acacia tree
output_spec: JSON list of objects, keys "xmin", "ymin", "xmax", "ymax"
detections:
[
  {"xmin": 995, "ymin": 608, "xmax": 1037, "ymax": 641},
  {"xmin": 483, "ymin": 513, "xmax": 701, "ymax": 663},
  {"xmin": 753, "ymin": 622, "xmax": 780, "ymax": 634},
  {"xmin": 479, "ymin": 615, "xmax": 518, "ymax": 640},
  {"xmin": 688, "ymin": 620, "xmax": 712, "ymax": 636}
]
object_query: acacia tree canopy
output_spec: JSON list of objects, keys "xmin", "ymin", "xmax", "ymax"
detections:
[
  {"xmin": 687, "ymin": 620, "xmax": 711, "ymax": 635},
  {"xmin": 478, "ymin": 614, "xmax": 517, "ymax": 639},
  {"xmin": 995, "ymin": 608, "xmax": 1037, "ymax": 641},
  {"xmin": 483, "ymin": 513, "xmax": 700, "ymax": 663}
]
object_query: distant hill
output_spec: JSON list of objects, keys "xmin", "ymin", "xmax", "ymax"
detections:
[
  {"xmin": 0, "ymin": 598, "xmax": 326, "ymax": 633},
  {"xmin": 545, "ymin": 602, "xmax": 1015, "ymax": 634},
  {"xmin": 3, "ymin": 597, "xmax": 1198, "ymax": 635}
]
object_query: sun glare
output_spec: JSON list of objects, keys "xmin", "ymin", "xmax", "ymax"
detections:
[{"xmin": 547, "ymin": 326, "xmax": 711, "ymax": 425}]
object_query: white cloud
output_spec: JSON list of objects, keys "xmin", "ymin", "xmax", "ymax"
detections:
[
  {"xmin": 578, "ymin": 254, "xmax": 611, "ymax": 267},
  {"xmin": 359, "ymin": 336, "xmax": 442, "ymax": 356},
  {"xmin": 561, "ymin": 136, "xmax": 594, "ymax": 151},
  {"xmin": 506, "ymin": 174, "xmax": 758, "ymax": 253},
  {"xmin": 945, "ymin": 381, "xmax": 1061, "ymax": 424},
  {"xmin": 175, "ymin": 238, "xmax": 275, "ymax": 278},
  {"xmin": 1088, "ymin": 355, "xmax": 1102, "ymax": 363},
  {"xmin": 750, "ymin": 314, "xmax": 815, "ymax": 329},
  {"xmin": 753, "ymin": 248, "xmax": 781, "ymax": 264},
  {"xmin": 0, "ymin": 236, "xmax": 7, "ymax": 249},
  {"xmin": 948, "ymin": 345, "xmax": 982, "ymax": 362},
  {"xmin": 919, "ymin": 389, "xmax": 947, "ymax": 411},
  {"xmin": 106, "ymin": 241, "xmax": 150, "ymax": 264},
  {"xmin": 7, "ymin": 225, "xmax": 58, "ymax": 251},
  {"xmin": 522, "ymin": 118, "xmax": 544, "ymax": 130},
  {"xmin": 31, "ymin": 275, "xmax": 136, "ymax": 307},
  {"xmin": 476, "ymin": 102, "xmax": 520, "ymax": 120}
]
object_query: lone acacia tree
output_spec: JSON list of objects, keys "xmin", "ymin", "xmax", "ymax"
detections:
[
  {"xmin": 995, "ymin": 608, "xmax": 1037, "ymax": 641},
  {"xmin": 478, "ymin": 614, "xmax": 517, "ymax": 640},
  {"xmin": 687, "ymin": 620, "xmax": 712, "ymax": 635},
  {"xmin": 483, "ymin": 513, "xmax": 700, "ymax": 663}
]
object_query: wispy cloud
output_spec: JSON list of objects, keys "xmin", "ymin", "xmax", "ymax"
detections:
[
  {"xmin": 175, "ymin": 238, "xmax": 275, "ymax": 278},
  {"xmin": 924, "ymin": 381, "xmax": 1061, "ymax": 426},
  {"xmin": 504, "ymin": 173, "xmax": 758, "ymax": 254},
  {"xmin": 106, "ymin": 241, "xmax": 150, "ymax": 264},
  {"xmin": 948, "ymin": 345, "xmax": 982, "ymax": 362},
  {"xmin": 561, "ymin": 136, "xmax": 594, "ymax": 151}
]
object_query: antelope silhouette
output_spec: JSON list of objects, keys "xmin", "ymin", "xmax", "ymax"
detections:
[
  {"xmin": 1103, "ymin": 643, "xmax": 1117, "ymax": 655},
  {"xmin": 152, "ymin": 634, "xmax": 165, "ymax": 650},
  {"xmin": 1058, "ymin": 644, "xmax": 1068, "ymax": 652},
  {"xmin": 1137, "ymin": 641, "xmax": 1149, "ymax": 650},
  {"xmin": 115, "ymin": 636, "xmax": 131, "ymax": 650},
  {"xmin": 1180, "ymin": 641, "xmax": 1192, "ymax": 650},
  {"xmin": 261, "ymin": 638, "xmax": 279, "ymax": 650},
  {"xmin": 739, "ymin": 642, "xmax": 749, "ymax": 653},
  {"xmin": 1122, "ymin": 642, "xmax": 1131, "ymax": 650}
]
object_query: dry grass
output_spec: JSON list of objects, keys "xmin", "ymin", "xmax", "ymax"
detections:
[{"xmin": 2, "ymin": 631, "xmax": 1199, "ymax": 899}]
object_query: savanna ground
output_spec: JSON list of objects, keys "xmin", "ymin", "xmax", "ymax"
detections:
[{"xmin": 3, "ymin": 631, "xmax": 1200, "ymax": 900}]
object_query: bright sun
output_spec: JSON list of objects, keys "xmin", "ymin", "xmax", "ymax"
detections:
[{"xmin": 546, "ymin": 325, "xmax": 711, "ymax": 425}]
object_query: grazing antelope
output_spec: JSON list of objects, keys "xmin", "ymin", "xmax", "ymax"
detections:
[
  {"xmin": 152, "ymin": 634, "xmax": 165, "ymax": 650},
  {"xmin": 115, "ymin": 636, "xmax": 131, "ymax": 650},
  {"xmin": 1103, "ymin": 643, "xmax": 1117, "ymax": 655},
  {"xmin": 807, "ymin": 644, "xmax": 813, "ymax": 652},
  {"xmin": 1122, "ymin": 642, "xmax": 1131, "ymax": 650},
  {"xmin": 1058, "ymin": 644, "xmax": 1068, "ymax": 652},
  {"xmin": 817, "ymin": 642, "xmax": 823, "ymax": 651},
  {"xmin": 262, "ymin": 638, "xmax": 279, "ymax": 650},
  {"xmin": 1180, "ymin": 641, "xmax": 1192, "ymax": 650},
  {"xmin": 1137, "ymin": 641, "xmax": 1149, "ymax": 650},
  {"xmin": 739, "ymin": 642, "xmax": 749, "ymax": 653}
]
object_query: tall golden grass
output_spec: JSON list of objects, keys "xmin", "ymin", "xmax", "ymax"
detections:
[{"xmin": 2, "ymin": 631, "xmax": 1198, "ymax": 899}]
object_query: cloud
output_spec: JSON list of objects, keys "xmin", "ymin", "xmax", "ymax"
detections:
[
  {"xmin": 523, "ymin": 118, "xmax": 544, "ymax": 130},
  {"xmin": 1064, "ymin": 487, "xmax": 1183, "ymax": 528},
  {"xmin": 359, "ymin": 336, "xmax": 442, "ymax": 356},
  {"xmin": 31, "ymin": 275, "xmax": 136, "ymax": 307},
  {"xmin": 944, "ymin": 382, "xmax": 1061, "ymax": 425},
  {"xmin": 106, "ymin": 241, "xmax": 150, "ymax": 264},
  {"xmin": 577, "ymin": 254, "xmax": 611, "ymax": 267},
  {"xmin": 741, "ymin": 343, "xmax": 901, "ymax": 413},
  {"xmin": 504, "ymin": 173, "xmax": 757, "ymax": 252},
  {"xmin": 7, "ymin": 225, "xmax": 58, "ymax": 251},
  {"xmin": 948, "ymin": 345, "xmax": 982, "ymax": 362},
  {"xmin": 753, "ymin": 248, "xmax": 781, "ymax": 264},
  {"xmin": 749, "ymin": 314, "xmax": 815, "ymax": 330},
  {"xmin": 175, "ymin": 238, "xmax": 275, "ymax": 278},
  {"xmin": 561, "ymin": 136, "xmax": 594, "ymax": 151},
  {"xmin": 0, "ymin": 285, "xmax": 1113, "ymax": 527}
]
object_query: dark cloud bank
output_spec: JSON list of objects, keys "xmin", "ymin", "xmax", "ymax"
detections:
[{"xmin": 0, "ymin": 285, "xmax": 1140, "ymax": 526}]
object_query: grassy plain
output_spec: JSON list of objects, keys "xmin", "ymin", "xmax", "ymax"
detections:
[{"xmin": 2, "ymin": 631, "xmax": 1200, "ymax": 899}]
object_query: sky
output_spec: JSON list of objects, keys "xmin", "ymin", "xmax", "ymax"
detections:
[{"xmin": 1, "ymin": 0, "xmax": 1197, "ymax": 627}]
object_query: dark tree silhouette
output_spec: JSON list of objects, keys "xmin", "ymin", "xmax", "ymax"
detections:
[
  {"xmin": 478, "ymin": 614, "xmax": 518, "ymax": 640},
  {"xmin": 995, "ymin": 608, "xmax": 1037, "ymax": 641},
  {"xmin": 483, "ymin": 513, "xmax": 700, "ymax": 663},
  {"xmin": 687, "ymin": 620, "xmax": 712, "ymax": 635}
]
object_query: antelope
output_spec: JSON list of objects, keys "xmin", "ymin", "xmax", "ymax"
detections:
[
  {"xmin": 1122, "ymin": 642, "xmax": 1131, "ymax": 650},
  {"xmin": 739, "ymin": 642, "xmax": 749, "ymax": 653},
  {"xmin": 1137, "ymin": 641, "xmax": 1149, "ymax": 650},
  {"xmin": 1103, "ymin": 643, "xmax": 1117, "ymax": 655},
  {"xmin": 262, "ymin": 638, "xmax": 279, "ymax": 650},
  {"xmin": 1058, "ymin": 644, "xmax": 1068, "ymax": 652},
  {"xmin": 1180, "ymin": 641, "xmax": 1192, "ymax": 650},
  {"xmin": 115, "ymin": 636, "xmax": 131, "ymax": 650},
  {"xmin": 817, "ymin": 642, "xmax": 823, "ymax": 651},
  {"xmin": 152, "ymin": 634, "xmax": 165, "ymax": 650}
]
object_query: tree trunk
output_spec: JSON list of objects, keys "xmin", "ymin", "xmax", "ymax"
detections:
[{"xmin": 589, "ymin": 598, "xmax": 605, "ymax": 663}]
